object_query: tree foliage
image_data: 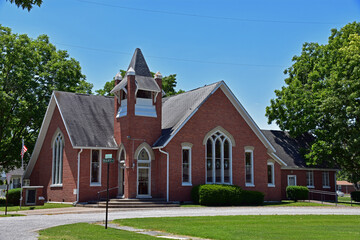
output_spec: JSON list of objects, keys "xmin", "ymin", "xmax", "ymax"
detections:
[
  {"xmin": 96, "ymin": 70, "xmax": 184, "ymax": 97},
  {"xmin": 266, "ymin": 22, "xmax": 360, "ymax": 188},
  {"xmin": 0, "ymin": 25, "xmax": 92, "ymax": 170},
  {"xmin": 7, "ymin": 0, "xmax": 42, "ymax": 11}
]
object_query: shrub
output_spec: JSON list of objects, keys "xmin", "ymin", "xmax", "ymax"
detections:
[
  {"xmin": 191, "ymin": 185, "xmax": 203, "ymax": 204},
  {"xmin": 0, "ymin": 198, "xmax": 6, "ymax": 205},
  {"xmin": 240, "ymin": 190, "xmax": 265, "ymax": 206},
  {"xmin": 7, "ymin": 188, "xmax": 21, "ymax": 206},
  {"xmin": 350, "ymin": 191, "xmax": 360, "ymax": 202},
  {"xmin": 286, "ymin": 186, "xmax": 309, "ymax": 202},
  {"xmin": 199, "ymin": 184, "xmax": 242, "ymax": 206}
]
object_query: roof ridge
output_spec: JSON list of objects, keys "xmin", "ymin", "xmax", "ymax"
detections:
[{"xmin": 164, "ymin": 81, "xmax": 222, "ymax": 99}]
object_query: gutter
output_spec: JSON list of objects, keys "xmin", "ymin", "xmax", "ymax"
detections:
[
  {"xmin": 158, "ymin": 148, "xmax": 169, "ymax": 202},
  {"xmin": 76, "ymin": 148, "xmax": 83, "ymax": 204}
]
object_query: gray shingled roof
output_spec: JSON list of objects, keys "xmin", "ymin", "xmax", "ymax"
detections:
[
  {"xmin": 153, "ymin": 82, "xmax": 222, "ymax": 147},
  {"xmin": 111, "ymin": 48, "xmax": 160, "ymax": 94},
  {"xmin": 55, "ymin": 91, "xmax": 117, "ymax": 148},
  {"xmin": 262, "ymin": 130, "xmax": 317, "ymax": 168}
]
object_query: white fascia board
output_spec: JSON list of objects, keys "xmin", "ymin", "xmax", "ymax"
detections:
[
  {"xmin": 219, "ymin": 83, "xmax": 276, "ymax": 153},
  {"xmin": 281, "ymin": 167, "xmax": 339, "ymax": 171},
  {"xmin": 267, "ymin": 152, "xmax": 287, "ymax": 167},
  {"xmin": 73, "ymin": 146, "xmax": 118, "ymax": 150},
  {"xmin": 154, "ymin": 82, "xmax": 222, "ymax": 149},
  {"xmin": 53, "ymin": 95, "xmax": 75, "ymax": 147},
  {"xmin": 24, "ymin": 94, "xmax": 56, "ymax": 179}
]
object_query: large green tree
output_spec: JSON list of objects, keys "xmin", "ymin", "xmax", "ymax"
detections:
[
  {"xmin": 0, "ymin": 25, "xmax": 92, "ymax": 170},
  {"xmin": 96, "ymin": 71, "xmax": 184, "ymax": 96},
  {"xmin": 266, "ymin": 22, "xmax": 360, "ymax": 189},
  {"xmin": 7, "ymin": 0, "xmax": 42, "ymax": 11}
]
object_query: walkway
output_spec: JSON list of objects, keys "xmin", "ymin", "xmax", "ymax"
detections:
[{"xmin": 1, "ymin": 206, "xmax": 360, "ymax": 240}]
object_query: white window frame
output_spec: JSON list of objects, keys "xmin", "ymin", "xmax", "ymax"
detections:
[
  {"xmin": 287, "ymin": 175, "xmax": 297, "ymax": 186},
  {"xmin": 90, "ymin": 149, "xmax": 102, "ymax": 186},
  {"xmin": 137, "ymin": 148, "xmax": 151, "ymax": 198},
  {"xmin": 205, "ymin": 131, "xmax": 233, "ymax": 185},
  {"xmin": 51, "ymin": 132, "xmax": 64, "ymax": 187},
  {"xmin": 306, "ymin": 171, "xmax": 314, "ymax": 188},
  {"xmin": 322, "ymin": 171, "xmax": 330, "ymax": 188},
  {"xmin": 267, "ymin": 162, "xmax": 275, "ymax": 187},
  {"xmin": 182, "ymin": 146, "xmax": 192, "ymax": 186},
  {"xmin": 245, "ymin": 148, "xmax": 254, "ymax": 187}
]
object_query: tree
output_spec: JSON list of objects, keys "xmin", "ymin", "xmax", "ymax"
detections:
[
  {"xmin": 7, "ymin": 0, "xmax": 42, "ymax": 11},
  {"xmin": 0, "ymin": 25, "xmax": 92, "ymax": 170},
  {"xmin": 96, "ymin": 70, "xmax": 184, "ymax": 97},
  {"xmin": 266, "ymin": 22, "xmax": 360, "ymax": 189}
]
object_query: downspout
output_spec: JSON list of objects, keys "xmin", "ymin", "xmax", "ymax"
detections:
[
  {"xmin": 76, "ymin": 148, "xmax": 83, "ymax": 204},
  {"xmin": 158, "ymin": 148, "xmax": 169, "ymax": 202}
]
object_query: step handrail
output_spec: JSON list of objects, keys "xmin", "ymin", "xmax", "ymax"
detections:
[{"xmin": 308, "ymin": 189, "xmax": 337, "ymax": 205}]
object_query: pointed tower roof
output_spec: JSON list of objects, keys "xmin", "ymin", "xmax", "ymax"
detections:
[
  {"xmin": 111, "ymin": 48, "xmax": 161, "ymax": 95},
  {"xmin": 127, "ymin": 48, "xmax": 152, "ymax": 77}
]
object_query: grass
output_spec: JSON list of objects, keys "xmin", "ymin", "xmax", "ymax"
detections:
[
  {"xmin": 337, "ymin": 196, "xmax": 360, "ymax": 207},
  {"xmin": 114, "ymin": 215, "xmax": 360, "ymax": 240},
  {"xmin": 181, "ymin": 200, "xmax": 329, "ymax": 207},
  {"xmin": 0, "ymin": 202, "xmax": 73, "ymax": 212},
  {"xmin": 0, "ymin": 214, "xmax": 25, "ymax": 217},
  {"xmin": 38, "ymin": 222, "xmax": 157, "ymax": 240}
]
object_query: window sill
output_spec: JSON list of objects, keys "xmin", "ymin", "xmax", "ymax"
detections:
[
  {"xmin": 323, "ymin": 186, "xmax": 330, "ymax": 189},
  {"xmin": 90, "ymin": 183, "xmax": 101, "ymax": 187},
  {"xmin": 268, "ymin": 184, "xmax": 275, "ymax": 188},
  {"xmin": 50, "ymin": 184, "xmax": 63, "ymax": 188},
  {"xmin": 245, "ymin": 183, "xmax": 255, "ymax": 187},
  {"xmin": 182, "ymin": 183, "xmax": 192, "ymax": 187},
  {"xmin": 307, "ymin": 186, "xmax": 315, "ymax": 189}
]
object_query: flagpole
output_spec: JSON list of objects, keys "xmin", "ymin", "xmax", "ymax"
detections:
[{"xmin": 20, "ymin": 138, "xmax": 24, "ymax": 210}]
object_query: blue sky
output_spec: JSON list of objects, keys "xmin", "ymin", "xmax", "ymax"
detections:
[{"xmin": 1, "ymin": 0, "xmax": 359, "ymax": 129}]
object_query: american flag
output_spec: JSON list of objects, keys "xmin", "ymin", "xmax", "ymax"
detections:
[{"xmin": 21, "ymin": 145, "xmax": 28, "ymax": 157}]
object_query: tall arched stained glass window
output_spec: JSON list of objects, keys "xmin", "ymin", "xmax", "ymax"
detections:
[
  {"xmin": 205, "ymin": 131, "xmax": 232, "ymax": 184},
  {"xmin": 52, "ymin": 132, "xmax": 64, "ymax": 185}
]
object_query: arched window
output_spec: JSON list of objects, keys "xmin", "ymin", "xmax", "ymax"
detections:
[
  {"xmin": 137, "ymin": 148, "xmax": 151, "ymax": 196},
  {"xmin": 52, "ymin": 132, "xmax": 64, "ymax": 185},
  {"xmin": 206, "ymin": 131, "xmax": 232, "ymax": 184}
]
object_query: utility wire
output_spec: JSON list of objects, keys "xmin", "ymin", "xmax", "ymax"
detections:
[
  {"xmin": 76, "ymin": 0, "xmax": 342, "ymax": 25},
  {"xmin": 55, "ymin": 42, "xmax": 287, "ymax": 68}
]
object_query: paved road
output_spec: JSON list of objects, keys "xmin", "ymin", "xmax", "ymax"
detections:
[{"xmin": 1, "ymin": 206, "xmax": 360, "ymax": 240}]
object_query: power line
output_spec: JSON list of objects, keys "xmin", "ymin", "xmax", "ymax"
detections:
[
  {"xmin": 76, "ymin": 0, "xmax": 342, "ymax": 25},
  {"xmin": 55, "ymin": 42, "xmax": 287, "ymax": 68}
]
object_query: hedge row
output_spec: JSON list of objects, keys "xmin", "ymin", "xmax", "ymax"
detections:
[
  {"xmin": 191, "ymin": 184, "xmax": 264, "ymax": 206},
  {"xmin": 6, "ymin": 188, "xmax": 21, "ymax": 206},
  {"xmin": 351, "ymin": 191, "xmax": 360, "ymax": 202},
  {"xmin": 286, "ymin": 186, "xmax": 309, "ymax": 202}
]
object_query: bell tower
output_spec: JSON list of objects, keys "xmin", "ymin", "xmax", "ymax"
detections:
[{"xmin": 111, "ymin": 48, "xmax": 162, "ymax": 198}]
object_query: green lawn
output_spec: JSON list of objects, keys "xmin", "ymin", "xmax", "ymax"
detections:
[
  {"xmin": 181, "ymin": 200, "xmax": 329, "ymax": 207},
  {"xmin": 38, "ymin": 222, "xmax": 157, "ymax": 240},
  {"xmin": 0, "ymin": 214, "xmax": 25, "ymax": 217},
  {"xmin": 114, "ymin": 215, "xmax": 360, "ymax": 240},
  {"xmin": 337, "ymin": 196, "xmax": 360, "ymax": 207},
  {"xmin": 0, "ymin": 203, "xmax": 73, "ymax": 212}
]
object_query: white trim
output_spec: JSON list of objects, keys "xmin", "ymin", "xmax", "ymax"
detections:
[
  {"xmin": 181, "ymin": 145, "xmax": 192, "ymax": 185},
  {"xmin": 52, "ymin": 131, "xmax": 64, "ymax": 185},
  {"xmin": 306, "ymin": 170, "xmax": 314, "ymax": 188},
  {"xmin": 287, "ymin": 175, "xmax": 297, "ymax": 186},
  {"xmin": 245, "ymin": 148, "xmax": 254, "ymax": 186},
  {"xmin": 322, "ymin": 171, "xmax": 330, "ymax": 188},
  {"xmin": 281, "ymin": 167, "xmax": 338, "ymax": 171},
  {"xmin": 136, "ymin": 148, "xmax": 151, "ymax": 198},
  {"xmin": 90, "ymin": 149, "xmax": 102, "ymax": 186},
  {"xmin": 267, "ymin": 152, "xmax": 287, "ymax": 166},
  {"xmin": 53, "ymin": 95, "xmax": 75, "ymax": 147},
  {"xmin": 50, "ymin": 184, "xmax": 63, "ymax": 188},
  {"xmin": 267, "ymin": 161, "xmax": 275, "ymax": 187},
  {"xmin": 73, "ymin": 146, "xmax": 118, "ymax": 150}
]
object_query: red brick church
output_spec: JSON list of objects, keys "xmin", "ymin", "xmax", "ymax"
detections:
[{"xmin": 23, "ymin": 49, "xmax": 337, "ymax": 203}]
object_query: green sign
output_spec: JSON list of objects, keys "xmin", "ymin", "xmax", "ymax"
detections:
[{"xmin": 103, "ymin": 154, "xmax": 114, "ymax": 163}]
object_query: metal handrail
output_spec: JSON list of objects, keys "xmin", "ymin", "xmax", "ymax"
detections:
[
  {"xmin": 308, "ymin": 189, "xmax": 337, "ymax": 205},
  {"xmin": 97, "ymin": 186, "xmax": 119, "ymax": 202}
]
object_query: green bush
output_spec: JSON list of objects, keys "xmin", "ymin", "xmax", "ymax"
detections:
[
  {"xmin": 350, "ymin": 191, "xmax": 360, "ymax": 202},
  {"xmin": 240, "ymin": 190, "xmax": 265, "ymax": 206},
  {"xmin": 286, "ymin": 186, "xmax": 309, "ymax": 202},
  {"xmin": 193, "ymin": 184, "xmax": 264, "ymax": 206},
  {"xmin": 7, "ymin": 188, "xmax": 21, "ymax": 206},
  {"xmin": 0, "ymin": 198, "xmax": 6, "ymax": 205},
  {"xmin": 191, "ymin": 185, "xmax": 203, "ymax": 204}
]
